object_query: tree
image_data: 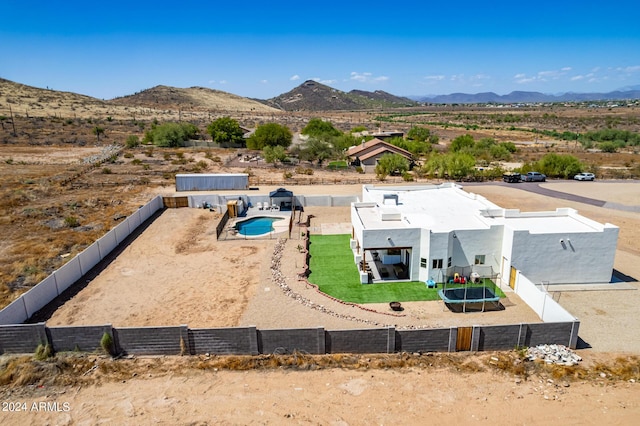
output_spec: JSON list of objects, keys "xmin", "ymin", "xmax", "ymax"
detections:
[
  {"xmin": 446, "ymin": 152, "xmax": 476, "ymax": 179},
  {"xmin": 146, "ymin": 122, "xmax": 199, "ymax": 147},
  {"xmin": 247, "ymin": 123, "xmax": 292, "ymax": 150},
  {"xmin": 536, "ymin": 153, "xmax": 583, "ymax": 178},
  {"xmin": 375, "ymin": 153, "xmax": 409, "ymax": 180},
  {"xmin": 263, "ymin": 145, "xmax": 287, "ymax": 166},
  {"xmin": 407, "ymin": 126, "xmax": 438, "ymax": 144},
  {"xmin": 207, "ymin": 117, "xmax": 244, "ymax": 147},
  {"xmin": 93, "ymin": 126, "xmax": 105, "ymax": 143},
  {"xmin": 449, "ymin": 134, "xmax": 475, "ymax": 152},
  {"xmin": 301, "ymin": 137, "xmax": 334, "ymax": 165},
  {"xmin": 301, "ymin": 118, "xmax": 341, "ymax": 138}
]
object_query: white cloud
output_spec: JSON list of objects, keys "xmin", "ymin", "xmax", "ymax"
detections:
[
  {"xmin": 570, "ymin": 75, "xmax": 584, "ymax": 81},
  {"xmin": 260, "ymin": 80, "xmax": 268, "ymax": 84},
  {"xmin": 618, "ymin": 65, "xmax": 640, "ymax": 73},
  {"xmin": 208, "ymin": 79, "xmax": 227, "ymax": 85},
  {"xmin": 424, "ymin": 75, "xmax": 445, "ymax": 81},
  {"xmin": 219, "ymin": 80, "xmax": 227, "ymax": 85},
  {"xmin": 350, "ymin": 71, "xmax": 389, "ymax": 83},
  {"xmin": 311, "ymin": 77, "xmax": 337, "ymax": 85},
  {"xmin": 561, "ymin": 67, "xmax": 572, "ymax": 72},
  {"xmin": 290, "ymin": 74, "xmax": 300, "ymax": 81}
]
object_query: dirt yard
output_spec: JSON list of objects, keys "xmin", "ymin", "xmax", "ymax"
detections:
[{"xmin": 6, "ymin": 181, "xmax": 640, "ymax": 425}]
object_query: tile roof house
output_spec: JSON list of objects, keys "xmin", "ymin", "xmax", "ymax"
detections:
[{"xmin": 347, "ymin": 138, "xmax": 413, "ymax": 173}]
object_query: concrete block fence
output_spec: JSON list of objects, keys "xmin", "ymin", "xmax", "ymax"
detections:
[{"xmin": 0, "ymin": 322, "xmax": 580, "ymax": 356}]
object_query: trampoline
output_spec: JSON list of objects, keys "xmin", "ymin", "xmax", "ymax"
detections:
[{"xmin": 438, "ymin": 286, "xmax": 501, "ymax": 313}]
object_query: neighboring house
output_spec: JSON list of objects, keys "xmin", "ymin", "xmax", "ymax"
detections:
[
  {"xmin": 347, "ymin": 138, "xmax": 413, "ymax": 173},
  {"xmin": 350, "ymin": 184, "xmax": 619, "ymax": 286}
]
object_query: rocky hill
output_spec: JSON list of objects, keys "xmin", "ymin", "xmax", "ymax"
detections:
[
  {"xmin": 0, "ymin": 77, "xmax": 111, "ymax": 118},
  {"xmin": 110, "ymin": 85, "xmax": 278, "ymax": 113},
  {"xmin": 263, "ymin": 80, "xmax": 418, "ymax": 111}
]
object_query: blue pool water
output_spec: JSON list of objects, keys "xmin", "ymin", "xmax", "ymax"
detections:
[{"xmin": 235, "ymin": 216, "xmax": 284, "ymax": 236}]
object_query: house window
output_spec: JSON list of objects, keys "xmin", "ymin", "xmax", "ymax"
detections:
[
  {"xmin": 432, "ymin": 258, "xmax": 443, "ymax": 269},
  {"xmin": 420, "ymin": 258, "xmax": 427, "ymax": 268},
  {"xmin": 447, "ymin": 257, "xmax": 452, "ymax": 267},
  {"xmin": 475, "ymin": 255, "xmax": 485, "ymax": 265}
]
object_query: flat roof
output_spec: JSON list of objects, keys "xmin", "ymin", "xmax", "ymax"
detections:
[
  {"xmin": 356, "ymin": 184, "xmax": 500, "ymax": 232},
  {"xmin": 354, "ymin": 184, "xmax": 608, "ymax": 234}
]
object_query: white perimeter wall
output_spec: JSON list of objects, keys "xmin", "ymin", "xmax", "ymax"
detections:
[
  {"xmin": 0, "ymin": 196, "xmax": 164, "ymax": 325},
  {"xmin": 515, "ymin": 272, "xmax": 576, "ymax": 322}
]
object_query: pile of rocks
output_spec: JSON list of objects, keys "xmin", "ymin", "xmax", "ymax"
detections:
[{"xmin": 527, "ymin": 344, "xmax": 582, "ymax": 366}]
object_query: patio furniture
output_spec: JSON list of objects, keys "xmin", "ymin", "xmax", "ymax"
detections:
[{"xmin": 380, "ymin": 267, "xmax": 389, "ymax": 278}]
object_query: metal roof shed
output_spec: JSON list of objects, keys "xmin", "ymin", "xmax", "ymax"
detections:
[{"xmin": 176, "ymin": 173, "xmax": 249, "ymax": 191}]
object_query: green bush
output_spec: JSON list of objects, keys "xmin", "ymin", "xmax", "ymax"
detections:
[
  {"xmin": 100, "ymin": 332, "xmax": 115, "ymax": 356},
  {"xmin": 34, "ymin": 343, "xmax": 53, "ymax": 360},
  {"xmin": 125, "ymin": 135, "xmax": 140, "ymax": 148},
  {"xmin": 64, "ymin": 216, "xmax": 80, "ymax": 228}
]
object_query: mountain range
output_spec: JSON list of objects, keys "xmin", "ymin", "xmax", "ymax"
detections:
[
  {"xmin": 411, "ymin": 87, "xmax": 640, "ymax": 104},
  {"xmin": 1, "ymin": 77, "xmax": 639, "ymax": 116}
]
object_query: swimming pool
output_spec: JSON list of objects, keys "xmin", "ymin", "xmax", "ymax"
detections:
[{"xmin": 235, "ymin": 216, "xmax": 284, "ymax": 236}]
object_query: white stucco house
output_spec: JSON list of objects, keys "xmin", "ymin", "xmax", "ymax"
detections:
[{"xmin": 350, "ymin": 184, "xmax": 619, "ymax": 287}]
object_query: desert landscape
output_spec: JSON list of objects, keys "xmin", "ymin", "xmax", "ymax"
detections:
[{"xmin": 1, "ymin": 78, "xmax": 639, "ymax": 424}]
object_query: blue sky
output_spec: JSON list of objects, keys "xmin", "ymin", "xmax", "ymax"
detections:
[{"xmin": 2, "ymin": 1, "xmax": 639, "ymax": 100}]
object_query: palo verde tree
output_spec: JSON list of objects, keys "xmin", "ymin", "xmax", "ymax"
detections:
[
  {"xmin": 301, "ymin": 118, "xmax": 342, "ymax": 138},
  {"xmin": 207, "ymin": 116, "xmax": 245, "ymax": 147},
  {"xmin": 375, "ymin": 153, "xmax": 410, "ymax": 180},
  {"xmin": 263, "ymin": 145, "xmax": 288, "ymax": 166},
  {"xmin": 449, "ymin": 134, "xmax": 475, "ymax": 152},
  {"xmin": 145, "ymin": 122, "xmax": 199, "ymax": 147},
  {"xmin": 407, "ymin": 126, "xmax": 439, "ymax": 144},
  {"xmin": 247, "ymin": 123, "xmax": 292, "ymax": 150}
]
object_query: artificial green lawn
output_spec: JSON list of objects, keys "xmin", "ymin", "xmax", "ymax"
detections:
[{"xmin": 307, "ymin": 234, "xmax": 505, "ymax": 304}]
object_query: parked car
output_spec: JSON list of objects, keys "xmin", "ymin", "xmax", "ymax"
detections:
[
  {"xmin": 522, "ymin": 171, "xmax": 546, "ymax": 182},
  {"xmin": 574, "ymin": 172, "xmax": 595, "ymax": 181},
  {"xmin": 502, "ymin": 172, "xmax": 521, "ymax": 183}
]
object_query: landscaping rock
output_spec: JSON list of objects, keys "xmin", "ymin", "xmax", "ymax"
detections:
[{"xmin": 526, "ymin": 344, "xmax": 582, "ymax": 366}]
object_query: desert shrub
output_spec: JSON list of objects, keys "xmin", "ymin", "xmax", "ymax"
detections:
[
  {"xmin": 131, "ymin": 158, "xmax": 142, "ymax": 165},
  {"xmin": 125, "ymin": 135, "xmax": 140, "ymax": 148},
  {"xmin": 283, "ymin": 171, "xmax": 293, "ymax": 179},
  {"xmin": 196, "ymin": 160, "xmax": 208, "ymax": 170},
  {"xmin": 355, "ymin": 166, "xmax": 364, "ymax": 174},
  {"xmin": 599, "ymin": 141, "xmax": 617, "ymax": 153},
  {"xmin": 212, "ymin": 156, "xmax": 221, "ymax": 163},
  {"xmin": 144, "ymin": 147, "xmax": 154, "ymax": 157},
  {"xmin": 142, "ymin": 164, "xmax": 151, "ymax": 170},
  {"xmin": 402, "ymin": 171, "xmax": 414, "ymax": 181},
  {"xmin": 34, "ymin": 343, "xmax": 53, "ymax": 360},
  {"xmin": 64, "ymin": 216, "xmax": 80, "ymax": 228},
  {"xmin": 100, "ymin": 332, "xmax": 115, "ymax": 356},
  {"xmin": 163, "ymin": 152, "xmax": 172, "ymax": 160},
  {"xmin": 123, "ymin": 152, "xmax": 134, "ymax": 159},
  {"xmin": 101, "ymin": 167, "xmax": 112, "ymax": 174}
]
